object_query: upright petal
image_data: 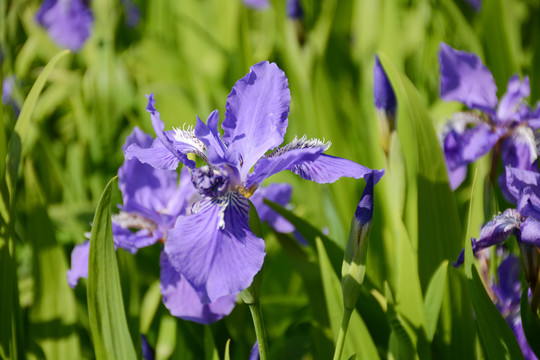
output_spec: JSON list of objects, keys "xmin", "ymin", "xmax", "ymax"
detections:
[
  {"xmin": 66, "ymin": 241, "xmax": 90, "ymax": 288},
  {"xmin": 146, "ymin": 94, "xmax": 196, "ymax": 169},
  {"xmin": 501, "ymin": 126, "xmax": 538, "ymax": 170},
  {"xmin": 474, "ymin": 209, "xmax": 523, "ymax": 250},
  {"xmin": 194, "ymin": 111, "xmax": 227, "ymax": 165},
  {"xmin": 165, "ymin": 195, "xmax": 266, "ymax": 303},
  {"xmin": 496, "ymin": 76, "xmax": 530, "ymax": 124},
  {"xmin": 160, "ymin": 252, "xmax": 236, "ymax": 324},
  {"xmin": 222, "ymin": 62, "xmax": 291, "ymax": 180},
  {"xmin": 504, "ymin": 167, "xmax": 540, "ymax": 204},
  {"xmin": 250, "ymin": 183, "xmax": 295, "ymax": 233},
  {"xmin": 439, "ymin": 43, "xmax": 498, "ymax": 112}
]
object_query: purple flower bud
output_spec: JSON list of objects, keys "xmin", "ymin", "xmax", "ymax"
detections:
[{"xmin": 373, "ymin": 55, "xmax": 397, "ymax": 116}]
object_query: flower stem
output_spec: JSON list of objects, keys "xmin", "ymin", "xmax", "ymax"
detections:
[
  {"xmin": 247, "ymin": 301, "xmax": 269, "ymax": 360},
  {"xmin": 332, "ymin": 307, "xmax": 353, "ymax": 360}
]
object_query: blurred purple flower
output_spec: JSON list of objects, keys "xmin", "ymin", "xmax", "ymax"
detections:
[
  {"xmin": 141, "ymin": 335, "xmax": 155, "ymax": 360},
  {"xmin": 67, "ymin": 127, "xmax": 236, "ymax": 324},
  {"xmin": 465, "ymin": 0, "xmax": 482, "ymax": 11},
  {"xmin": 454, "ymin": 167, "xmax": 540, "ymax": 267},
  {"xmin": 120, "ymin": 0, "xmax": 140, "ymax": 27},
  {"xmin": 493, "ymin": 256, "xmax": 538, "ymax": 360},
  {"xmin": 243, "ymin": 0, "xmax": 269, "ymax": 10},
  {"xmin": 438, "ymin": 43, "xmax": 540, "ymax": 190},
  {"xmin": 127, "ymin": 61, "xmax": 384, "ymax": 304},
  {"xmin": 2, "ymin": 76, "xmax": 20, "ymax": 116},
  {"xmin": 286, "ymin": 0, "xmax": 303, "ymax": 19},
  {"xmin": 36, "ymin": 0, "xmax": 93, "ymax": 51}
]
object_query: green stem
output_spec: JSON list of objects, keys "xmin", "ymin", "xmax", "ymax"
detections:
[
  {"xmin": 247, "ymin": 302, "xmax": 269, "ymax": 360},
  {"xmin": 332, "ymin": 307, "xmax": 353, "ymax": 360}
]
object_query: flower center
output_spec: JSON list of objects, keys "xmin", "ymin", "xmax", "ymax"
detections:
[{"xmin": 191, "ymin": 165, "xmax": 231, "ymax": 198}]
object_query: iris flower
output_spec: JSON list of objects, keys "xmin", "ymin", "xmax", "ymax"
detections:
[
  {"xmin": 454, "ymin": 167, "xmax": 540, "ymax": 271},
  {"xmin": 438, "ymin": 43, "xmax": 540, "ymax": 190},
  {"xmin": 36, "ymin": 0, "xmax": 93, "ymax": 51},
  {"xmin": 127, "ymin": 61, "xmax": 383, "ymax": 304},
  {"xmin": 68, "ymin": 127, "xmax": 236, "ymax": 324}
]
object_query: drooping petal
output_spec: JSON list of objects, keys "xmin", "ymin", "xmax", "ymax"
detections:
[
  {"xmin": 373, "ymin": 55, "xmax": 397, "ymax": 115},
  {"xmin": 519, "ymin": 217, "xmax": 540, "ymax": 246},
  {"xmin": 125, "ymin": 138, "xmax": 180, "ymax": 170},
  {"xmin": 195, "ymin": 111, "xmax": 227, "ymax": 165},
  {"xmin": 146, "ymin": 94, "xmax": 196, "ymax": 168},
  {"xmin": 222, "ymin": 62, "xmax": 291, "ymax": 180},
  {"xmin": 160, "ymin": 252, "xmax": 236, "ymax": 324},
  {"xmin": 517, "ymin": 187, "xmax": 540, "ymax": 221},
  {"xmin": 245, "ymin": 147, "xmax": 322, "ymax": 188},
  {"xmin": 496, "ymin": 75, "xmax": 530, "ymax": 124},
  {"xmin": 460, "ymin": 123, "xmax": 504, "ymax": 162},
  {"xmin": 66, "ymin": 241, "xmax": 90, "ymax": 288},
  {"xmin": 36, "ymin": 0, "xmax": 93, "ymax": 51},
  {"xmin": 290, "ymin": 154, "xmax": 385, "ymax": 185},
  {"xmin": 493, "ymin": 255, "xmax": 522, "ymax": 313},
  {"xmin": 474, "ymin": 209, "xmax": 522, "ymax": 250},
  {"xmin": 165, "ymin": 195, "xmax": 266, "ymax": 303},
  {"xmin": 250, "ymin": 183, "xmax": 295, "ymax": 233},
  {"xmin": 111, "ymin": 222, "xmax": 160, "ymax": 253},
  {"xmin": 439, "ymin": 43, "xmax": 498, "ymax": 112}
]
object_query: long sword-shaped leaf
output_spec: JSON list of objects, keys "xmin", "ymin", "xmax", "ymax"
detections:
[{"xmin": 87, "ymin": 176, "xmax": 137, "ymax": 359}]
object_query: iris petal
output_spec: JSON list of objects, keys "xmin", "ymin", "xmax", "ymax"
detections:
[
  {"xmin": 165, "ymin": 195, "xmax": 266, "ymax": 303},
  {"xmin": 160, "ymin": 252, "xmax": 236, "ymax": 324},
  {"xmin": 222, "ymin": 62, "xmax": 291, "ymax": 181},
  {"xmin": 66, "ymin": 241, "xmax": 90, "ymax": 288}
]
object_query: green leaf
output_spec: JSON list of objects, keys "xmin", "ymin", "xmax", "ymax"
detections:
[
  {"xmin": 520, "ymin": 288, "xmax": 540, "ymax": 358},
  {"xmin": 315, "ymin": 237, "xmax": 380, "ymax": 360},
  {"xmin": 87, "ymin": 176, "xmax": 137, "ymax": 360},
  {"xmin": 224, "ymin": 339, "xmax": 231, "ymax": 360},
  {"xmin": 423, "ymin": 260, "xmax": 448, "ymax": 341},
  {"xmin": 463, "ymin": 173, "xmax": 524, "ymax": 360}
]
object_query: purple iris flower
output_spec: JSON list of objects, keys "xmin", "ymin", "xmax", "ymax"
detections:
[
  {"xmin": 453, "ymin": 167, "xmax": 540, "ymax": 267},
  {"xmin": 465, "ymin": 0, "xmax": 482, "ymax": 11},
  {"xmin": 127, "ymin": 61, "xmax": 384, "ymax": 304},
  {"xmin": 493, "ymin": 255, "xmax": 538, "ymax": 360},
  {"xmin": 286, "ymin": 0, "xmax": 303, "ymax": 19},
  {"xmin": 36, "ymin": 0, "xmax": 93, "ymax": 51},
  {"xmin": 438, "ymin": 43, "xmax": 540, "ymax": 190},
  {"xmin": 67, "ymin": 127, "xmax": 236, "ymax": 324}
]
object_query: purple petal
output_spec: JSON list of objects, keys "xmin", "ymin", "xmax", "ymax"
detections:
[
  {"xmin": 493, "ymin": 255, "xmax": 521, "ymax": 311},
  {"xmin": 222, "ymin": 62, "xmax": 291, "ymax": 181},
  {"xmin": 439, "ymin": 43, "xmax": 498, "ymax": 112},
  {"xmin": 504, "ymin": 167, "xmax": 540, "ymax": 204},
  {"xmin": 501, "ymin": 127, "xmax": 538, "ymax": 170},
  {"xmin": 465, "ymin": 0, "xmax": 482, "ymax": 11},
  {"xmin": 165, "ymin": 195, "xmax": 266, "ymax": 303},
  {"xmin": 141, "ymin": 335, "xmax": 155, "ymax": 360},
  {"xmin": 250, "ymin": 341, "xmax": 260, "ymax": 360},
  {"xmin": 517, "ymin": 187, "xmax": 540, "ymax": 221},
  {"xmin": 519, "ymin": 217, "xmax": 540, "ymax": 247},
  {"xmin": 289, "ymin": 154, "xmax": 384, "ymax": 185},
  {"xmin": 355, "ymin": 172, "xmax": 374, "ymax": 226},
  {"xmin": 246, "ymin": 147, "xmax": 322, "ymax": 188},
  {"xmin": 286, "ymin": 0, "xmax": 303, "ymax": 19},
  {"xmin": 194, "ymin": 111, "xmax": 227, "ymax": 165},
  {"xmin": 474, "ymin": 209, "xmax": 522, "ymax": 250},
  {"xmin": 507, "ymin": 316, "xmax": 538, "ymax": 360},
  {"xmin": 526, "ymin": 103, "xmax": 540, "ymax": 129},
  {"xmin": 66, "ymin": 241, "xmax": 90, "ymax": 288},
  {"xmin": 112, "ymin": 223, "xmax": 159, "ymax": 254},
  {"xmin": 36, "ymin": 0, "xmax": 93, "ymax": 51},
  {"xmin": 145, "ymin": 94, "xmax": 196, "ymax": 169},
  {"xmin": 160, "ymin": 252, "xmax": 236, "ymax": 324},
  {"xmin": 496, "ymin": 75, "xmax": 530, "ymax": 124},
  {"xmin": 243, "ymin": 0, "xmax": 270, "ymax": 9},
  {"xmin": 125, "ymin": 139, "xmax": 180, "ymax": 170},
  {"xmin": 373, "ymin": 55, "xmax": 397, "ymax": 114},
  {"xmin": 460, "ymin": 123, "xmax": 503, "ymax": 162},
  {"xmin": 250, "ymin": 183, "xmax": 295, "ymax": 233}
]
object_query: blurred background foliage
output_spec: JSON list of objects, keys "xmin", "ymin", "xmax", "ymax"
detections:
[{"xmin": 1, "ymin": 0, "xmax": 540, "ymax": 358}]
